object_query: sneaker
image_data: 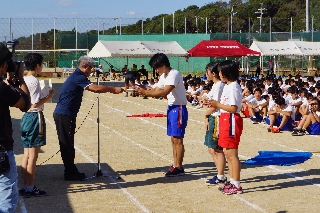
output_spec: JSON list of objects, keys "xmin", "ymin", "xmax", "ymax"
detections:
[
  {"xmin": 218, "ymin": 181, "xmax": 232, "ymax": 191},
  {"xmin": 205, "ymin": 175, "xmax": 227, "ymax": 185},
  {"xmin": 271, "ymin": 127, "xmax": 280, "ymax": 133},
  {"xmin": 23, "ymin": 186, "xmax": 46, "ymax": 198},
  {"xmin": 19, "ymin": 188, "xmax": 26, "ymax": 196},
  {"xmin": 222, "ymin": 184, "xmax": 243, "ymax": 195},
  {"xmin": 262, "ymin": 118, "xmax": 267, "ymax": 123},
  {"xmin": 252, "ymin": 118, "xmax": 258, "ymax": 124},
  {"xmin": 196, "ymin": 104, "xmax": 203, "ymax": 109},
  {"xmin": 64, "ymin": 172, "xmax": 86, "ymax": 181},
  {"xmin": 164, "ymin": 166, "xmax": 185, "ymax": 177},
  {"xmin": 297, "ymin": 129, "xmax": 306, "ymax": 136}
]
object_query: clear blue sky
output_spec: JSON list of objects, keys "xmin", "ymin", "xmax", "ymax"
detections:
[{"xmin": 1, "ymin": 0, "xmax": 216, "ymax": 18}]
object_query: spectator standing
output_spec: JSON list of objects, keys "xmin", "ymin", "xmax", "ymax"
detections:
[{"xmin": 53, "ymin": 56, "xmax": 124, "ymax": 181}]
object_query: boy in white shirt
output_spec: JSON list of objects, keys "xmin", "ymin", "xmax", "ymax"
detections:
[
  {"xmin": 267, "ymin": 97, "xmax": 294, "ymax": 132},
  {"xmin": 247, "ymin": 88, "xmax": 268, "ymax": 124},
  {"xmin": 138, "ymin": 53, "xmax": 188, "ymax": 177}
]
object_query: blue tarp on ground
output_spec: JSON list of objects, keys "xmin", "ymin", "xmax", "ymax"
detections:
[{"xmin": 243, "ymin": 151, "xmax": 313, "ymax": 166}]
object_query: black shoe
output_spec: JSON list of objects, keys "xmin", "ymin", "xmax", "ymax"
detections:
[
  {"xmin": 164, "ymin": 166, "xmax": 185, "ymax": 177},
  {"xmin": 19, "ymin": 188, "xmax": 26, "ymax": 196},
  {"xmin": 64, "ymin": 172, "xmax": 86, "ymax": 181},
  {"xmin": 23, "ymin": 186, "xmax": 46, "ymax": 198}
]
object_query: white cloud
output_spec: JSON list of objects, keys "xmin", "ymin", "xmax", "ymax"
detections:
[
  {"xmin": 71, "ymin": 12, "xmax": 77, "ymax": 15},
  {"xmin": 58, "ymin": 0, "xmax": 73, "ymax": 7},
  {"xmin": 126, "ymin": 11, "xmax": 136, "ymax": 15}
]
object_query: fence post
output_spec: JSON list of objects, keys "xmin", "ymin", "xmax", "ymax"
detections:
[
  {"xmin": 269, "ymin": 17, "xmax": 272, "ymax": 42},
  {"xmin": 163, "ymin": 17, "xmax": 164, "ymax": 35},
  {"xmin": 32, "ymin": 18, "xmax": 34, "ymax": 50},
  {"xmin": 185, "ymin": 17, "xmax": 186, "ymax": 34},
  {"xmin": 142, "ymin": 17, "xmax": 143, "ymax": 35}
]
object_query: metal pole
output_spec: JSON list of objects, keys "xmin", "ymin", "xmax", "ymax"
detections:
[
  {"xmin": 141, "ymin": 17, "xmax": 143, "ymax": 35},
  {"xmin": 76, "ymin": 18, "xmax": 78, "ymax": 49},
  {"xmin": 173, "ymin": 13, "xmax": 174, "ymax": 33},
  {"xmin": 312, "ymin": 17, "xmax": 314, "ymax": 42},
  {"xmin": 95, "ymin": 77, "xmax": 102, "ymax": 177},
  {"xmin": 163, "ymin": 17, "xmax": 164, "ymax": 35},
  {"xmin": 291, "ymin": 17, "xmax": 292, "ymax": 39},
  {"xmin": 32, "ymin": 18, "xmax": 34, "ymax": 50},
  {"xmin": 248, "ymin": 18, "xmax": 251, "ymax": 46},
  {"xmin": 120, "ymin": 18, "xmax": 122, "ymax": 35},
  {"xmin": 54, "ymin": 18, "xmax": 56, "ymax": 68},
  {"xmin": 184, "ymin": 17, "xmax": 186, "ymax": 34},
  {"xmin": 228, "ymin": 17, "xmax": 230, "ymax": 40},
  {"xmin": 231, "ymin": 13, "xmax": 233, "ymax": 35},
  {"xmin": 196, "ymin": 17, "xmax": 198, "ymax": 33},
  {"xmin": 269, "ymin": 17, "xmax": 272, "ymax": 42},
  {"xmin": 9, "ymin": 18, "xmax": 12, "ymax": 41},
  {"xmin": 98, "ymin": 17, "xmax": 100, "ymax": 40},
  {"xmin": 54, "ymin": 18, "xmax": 56, "ymax": 50},
  {"xmin": 306, "ymin": 0, "xmax": 309, "ymax": 32},
  {"xmin": 206, "ymin": 17, "xmax": 208, "ymax": 34}
]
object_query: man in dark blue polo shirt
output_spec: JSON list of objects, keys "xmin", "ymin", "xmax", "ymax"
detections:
[{"xmin": 53, "ymin": 56, "xmax": 124, "ymax": 181}]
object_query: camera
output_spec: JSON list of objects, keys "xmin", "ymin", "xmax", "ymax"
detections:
[{"xmin": 6, "ymin": 41, "xmax": 21, "ymax": 87}]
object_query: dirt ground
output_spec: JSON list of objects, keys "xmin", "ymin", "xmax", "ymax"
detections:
[{"xmin": 10, "ymin": 77, "xmax": 320, "ymax": 213}]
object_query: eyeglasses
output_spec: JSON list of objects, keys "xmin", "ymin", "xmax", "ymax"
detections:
[{"xmin": 86, "ymin": 64, "xmax": 94, "ymax": 69}]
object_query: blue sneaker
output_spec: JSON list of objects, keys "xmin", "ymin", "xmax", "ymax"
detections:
[{"xmin": 205, "ymin": 175, "xmax": 227, "ymax": 185}]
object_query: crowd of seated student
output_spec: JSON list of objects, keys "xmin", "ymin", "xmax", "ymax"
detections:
[
  {"xmin": 130, "ymin": 72, "xmax": 320, "ymax": 137},
  {"xmin": 238, "ymin": 74, "xmax": 320, "ymax": 135}
]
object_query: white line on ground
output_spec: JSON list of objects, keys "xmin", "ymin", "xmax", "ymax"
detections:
[
  {"xmin": 78, "ymin": 98, "xmax": 267, "ymax": 213},
  {"xmin": 45, "ymin": 116, "xmax": 150, "ymax": 213}
]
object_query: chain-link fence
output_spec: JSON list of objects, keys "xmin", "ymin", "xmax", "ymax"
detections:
[{"xmin": 1, "ymin": 17, "xmax": 320, "ymax": 72}]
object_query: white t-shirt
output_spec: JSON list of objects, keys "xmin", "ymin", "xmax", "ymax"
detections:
[
  {"xmin": 301, "ymin": 97, "xmax": 308, "ymax": 106},
  {"xmin": 244, "ymin": 94, "xmax": 254, "ymax": 103},
  {"xmin": 269, "ymin": 104, "xmax": 293, "ymax": 117},
  {"xmin": 157, "ymin": 69, "xmax": 187, "ymax": 106},
  {"xmin": 249, "ymin": 98, "xmax": 267, "ymax": 112},
  {"xmin": 220, "ymin": 81, "xmax": 242, "ymax": 113},
  {"xmin": 207, "ymin": 81, "xmax": 225, "ymax": 116},
  {"xmin": 24, "ymin": 75, "xmax": 44, "ymax": 112},
  {"xmin": 288, "ymin": 96, "xmax": 302, "ymax": 107}
]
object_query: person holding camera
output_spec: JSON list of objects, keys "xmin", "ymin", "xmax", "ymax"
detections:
[
  {"xmin": 19, "ymin": 53, "xmax": 55, "ymax": 198},
  {"xmin": 0, "ymin": 42, "xmax": 30, "ymax": 212},
  {"xmin": 53, "ymin": 56, "xmax": 124, "ymax": 181}
]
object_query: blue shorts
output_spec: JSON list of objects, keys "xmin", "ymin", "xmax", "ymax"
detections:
[
  {"xmin": 167, "ymin": 105, "xmax": 188, "ymax": 137},
  {"xmin": 204, "ymin": 115, "xmax": 222, "ymax": 150},
  {"xmin": 266, "ymin": 116, "xmax": 294, "ymax": 131},
  {"xmin": 307, "ymin": 121, "xmax": 320, "ymax": 135},
  {"xmin": 250, "ymin": 112, "xmax": 263, "ymax": 122},
  {"xmin": 0, "ymin": 151, "xmax": 18, "ymax": 213},
  {"xmin": 20, "ymin": 112, "xmax": 46, "ymax": 148}
]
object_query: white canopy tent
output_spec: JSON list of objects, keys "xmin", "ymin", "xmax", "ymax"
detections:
[
  {"xmin": 88, "ymin": 40, "xmax": 187, "ymax": 58},
  {"xmin": 250, "ymin": 41, "xmax": 320, "ymax": 75},
  {"xmin": 250, "ymin": 41, "xmax": 320, "ymax": 56}
]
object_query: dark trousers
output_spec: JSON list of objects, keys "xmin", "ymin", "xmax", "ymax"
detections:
[{"xmin": 53, "ymin": 113, "xmax": 78, "ymax": 175}]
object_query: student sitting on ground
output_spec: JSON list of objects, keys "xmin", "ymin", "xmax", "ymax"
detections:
[
  {"xmin": 267, "ymin": 97, "xmax": 294, "ymax": 132},
  {"xmin": 248, "ymin": 88, "xmax": 268, "ymax": 124},
  {"xmin": 287, "ymin": 86, "xmax": 303, "ymax": 121},
  {"xmin": 292, "ymin": 99, "xmax": 320, "ymax": 136},
  {"xmin": 298, "ymin": 88, "xmax": 310, "ymax": 116},
  {"xmin": 241, "ymin": 86, "xmax": 254, "ymax": 118}
]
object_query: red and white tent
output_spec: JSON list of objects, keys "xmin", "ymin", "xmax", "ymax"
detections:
[{"xmin": 188, "ymin": 40, "xmax": 261, "ymax": 57}]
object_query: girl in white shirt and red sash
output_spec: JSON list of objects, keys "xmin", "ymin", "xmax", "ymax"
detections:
[{"xmin": 207, "ymin": 60, "xmax": 243, "ymax": 195}]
